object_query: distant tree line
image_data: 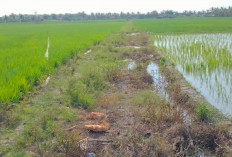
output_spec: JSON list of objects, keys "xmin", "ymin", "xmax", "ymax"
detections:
[{"xmin": 0, "ymin": 7, "xmax": 232, "ymax": 23}]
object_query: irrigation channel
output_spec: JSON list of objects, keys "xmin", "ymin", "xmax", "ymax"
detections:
[
  {"xmin": 154, "ymin": 33, "xmax": 232, "ymax": 117},
  {"xmin": 128, "ymin": 61, "xmax": 191, "ymax": 125}
]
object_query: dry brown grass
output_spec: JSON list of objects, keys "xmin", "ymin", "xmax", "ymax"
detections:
[
  {"xmin": 129, "ymin": 85, "xmax": 231, "ymax": 156},
  {"xmin": 58, "ymin": 130, "xmax": 87, "ymax": 157},
  {"xmin": 103, "ymin": 65, "xmax": 124, "ymax": 82},
  {"xmin": 155, "ymin": 136, "xmax": 172, "ymax": 156},
  {"xmin": 127, "ymin": 33, "xmax": 149, "ymax": 46},
  {"xmin": 164, "ymin": 123, "xmax": 230, "ymax": 156},
  {"xmin": 97, "ymin": 121, "xmax": 230, "ymax": 156},
  {"xmin": 141, "ymin": 71, "xmax": 154, "ymax": 84},
  {"xmin": 171, "ymin": 83, "xmax": 190, "ymax": 106},
  {"xmin": 97, "ymin": 93, "xmax": 121, "ymax": 108},
  {"xmin": 133, "ymin": 90, "xmax": 182, "ymax": 125},
  {"xmin": 98, "ymin": 124, "xmax": 172, "ymax": 157},
  {"xmin": 87, "ymin": 112, "xmax": 106, "ymax": 120},
  {"xmin": 127, "ymin": 70, "xmax": 154, "ymax": 89}
]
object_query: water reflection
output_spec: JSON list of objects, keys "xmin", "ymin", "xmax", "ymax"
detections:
[
  {"xmin": 147, "ymin": 62, "xmax": 191, "ymax": 125},
  {"xmin": 154, "ymin": 33, "xmax": 232, "ymax": 116},
  {"xmin": 128, "ymin": 61, "xmax": 136, "ymax": 70},
  {"xmin": 147, "ymin": 62, "xmax": 169, "ymax": 100}
]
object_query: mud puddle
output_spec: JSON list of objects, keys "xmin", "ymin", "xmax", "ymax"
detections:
[
  {"xmin": 128, "ymin": 61, "xmax": 136, "ymax": 70},
  {"xmin": 147, "ymin": 62, "xmax": 170, "ymax": 102}
]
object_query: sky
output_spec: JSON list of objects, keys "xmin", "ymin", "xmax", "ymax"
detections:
[{"xmin": 0, "ymin": 0, "xmax": 232, "ymax": 16}]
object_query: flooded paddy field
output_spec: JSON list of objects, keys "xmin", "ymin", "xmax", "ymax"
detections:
[{"xmin": 154, "ymin": 33, "xmax": 232, "ymax": 116}]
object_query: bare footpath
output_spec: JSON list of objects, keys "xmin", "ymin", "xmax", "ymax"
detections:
[{"xmin": 0, "ymin": 32, "xmax": 232, "ymax": 156}]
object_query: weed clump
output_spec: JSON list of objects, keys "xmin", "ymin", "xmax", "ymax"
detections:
[
  {"xmin": 68, "ymin": 81, "xmax": 96, "ymax": 109},
  {"xmin": 81, "ymin": 70, "xmax": 106, "ymax": 92},
  {"xmin": 134, "ymin": 90, "xmax": 181, "ymax": 123},
  {"xmin": 67, "ymin": 63, "xmax": 109, "ymax": 109},
  {"xmin": 97, "ymin": 93, "xmax": 121, "ymax": 108},
  {"xmin": 58, "ymin": 130, "xmax": 86, "ymax": 157},
  {"xmin": 0, "ymin": 107, "xmax": 23, "ymax": 128},
  {"xmin": 195, "ymin": 103, "xmax": 212, "ymax": 121},
  {"xmin": 103, "ymin": 63, "xmax": 123, "ymax": 82},
  {"xmin": 160, "ymin": 57, "xmax": 166, "ymax": 63},
  {"xmin": 134, "ymin": 90, "xmax": 160, "ymax": 107},
  {"xmin": 60, "ymin": 107, "xmax": 78, "ymax": 122}
]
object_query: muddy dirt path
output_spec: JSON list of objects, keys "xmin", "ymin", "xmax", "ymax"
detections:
[{"xmin": 67, "ymin": 71, "xmax": 144, "ymax": 155}]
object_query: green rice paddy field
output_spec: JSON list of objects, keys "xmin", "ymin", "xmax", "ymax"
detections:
[
  {"xmin": 133, "ymin": 17, "xmax": 232, "ymax": 34},
  {"xmin": 0, "ymin": 21, "xmax": 124, "ymax": 102}
]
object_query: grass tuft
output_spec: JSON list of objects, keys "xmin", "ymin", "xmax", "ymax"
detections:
[
  {"xmin": 68, "ymin": 81, "xmax": 96, "ymax": 109},
  {"xmin": 195, "ymin": 103, "xmax": 212, "ymax": 121}
]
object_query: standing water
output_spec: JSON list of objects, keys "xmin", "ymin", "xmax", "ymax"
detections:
[
  {"xmin": 154, "ymin": 33, "xmax": 232, "ymax": 116},
  {"xmin": 147, "ymin": 62, "xmax": 191, "ymax": 125},
  {"xmin": 128, "ymin": 61, "xmax": 136, "ymax": 70},
  {"xmin": 147, "ymin": 62, "xmax": 169, "ymax": 101}
]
